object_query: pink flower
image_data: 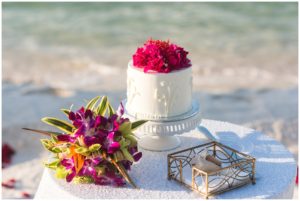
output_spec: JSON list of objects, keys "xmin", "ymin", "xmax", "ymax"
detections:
[
  {"xmin": 132, "ymin": 39, "xmax": 191, "ymax": 73},
  {"xmin": 2, "ymin": 143, "xmax": 15, "ymax": 168},
  {"xmin": 166, "ymin": 44, "xmax": 191, "ymax": 69}
]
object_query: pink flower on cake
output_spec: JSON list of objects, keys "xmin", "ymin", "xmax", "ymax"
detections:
[{"xmin": 132, "ymin": 39, "xmax": 191, "ymax": 73}]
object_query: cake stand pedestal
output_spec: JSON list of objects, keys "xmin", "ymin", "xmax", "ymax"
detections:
[
  {"xmin": 123, "ymin": 100, "xmax": 201, "ymax": 151},
  {"xmin": 138, "ymin": 136, "xmax": 181, "ymax": 151}
]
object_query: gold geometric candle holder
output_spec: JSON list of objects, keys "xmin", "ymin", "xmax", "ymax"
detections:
[{"xmin": 167, "ymin": 141, "xmax": 256, "ymax": 199}]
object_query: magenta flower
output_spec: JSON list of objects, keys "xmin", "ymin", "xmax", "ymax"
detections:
[
  {"xmin": 132, "ymin": 39, "xmax": 191, "ymax": 73},
  {"xmin": 129, "ymin": 147, "xmax": 142, "ymax": 162},
  {"xmin": 116, "ymin": 102, "xmax": 125, "ymax": 117},
  {"xmin": 61, "ymin": 158, "xmax": 76, "ymax": 182},
  {"xmin": 57, "ymin": 134, "xmax": 76, "ymax": 143},
  {"xmin": 94, "ymin": 170, "xmax": 125, "ymax": 187},
  {"xmin": 104, "ymin": 132, "xmax": 121, "ymax": 154},
  {"xmin": 78, "ymin": 157, "xmax": 102, "ymax": 179}
]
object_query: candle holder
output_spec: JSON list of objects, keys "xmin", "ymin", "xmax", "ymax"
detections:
[{"xmin": 167, "ymin": 141, "xmax": 256, "ymax": 199}]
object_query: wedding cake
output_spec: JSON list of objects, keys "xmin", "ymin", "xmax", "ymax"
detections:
[{"xmin": 126, "ymin": 39, "xmax": 192, "ymax": 120}]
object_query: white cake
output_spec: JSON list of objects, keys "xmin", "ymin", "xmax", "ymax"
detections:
[{"xmin": 126, "ymin": 61, "xmax": 193, "ymax": 120}]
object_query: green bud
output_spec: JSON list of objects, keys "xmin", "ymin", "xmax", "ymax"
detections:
[
  {"xmin": 88, "ymin": 144, "xmax": 101, "ymax": 152},
  {"xmin": 119, "ymin": 122, "xmax": 132, "ymax": 135},
  {"xmin": 55, "ymin": 166, "xmax": 68, "ymax": 179}
]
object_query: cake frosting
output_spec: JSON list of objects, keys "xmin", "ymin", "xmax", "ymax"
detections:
[{"xmin": 126, "ymin": 61, "xmax": 193, "ymax": 120}]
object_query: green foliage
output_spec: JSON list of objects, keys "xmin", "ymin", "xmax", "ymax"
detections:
[
  {"xmin": 123, "ymin": 134, "xmax": 137, "ymax": 147},
  {"xmin": 88, "ymin": 144, "xmax": 101, "ymax": 152},
  {"xmin": 119, "ymin": 121, "xmax": 132, "ymax": 135},
  {"xmin": 60, "ymin": 109, "xmax": 70, "ymax": 116},
  {"xmin": 22, "ymin": 128, "xmax": 61, "ymax": 136},
  {"xmin": 108, "ymin": 103, "xmax": 115, "ymax": 116},
  {"xmin": 113, "ymin": 151, "xmax": 125, "ymax": 162},
  {"xmin": 73, "ymin": 176, "xmax": 94, "ymax": 184},
  {"xmin": 95, "ymin": 166, "xmax": 106, "ymax": 175},
  {"xmin": 40, "ymin": 139, "xmax": 54, "ymax": 152},
  {"xmin": 55, "ymin": 166, "xmax": 69, "ymax": 179},
  {"xmin": 75, "ymin": 147, "xmax": 89, "ymax": 154},
  {"xmin": 131, "ymin": 120, "xmax": 148, "ymax": 131},
  {"xmin": 42, "ymin": 117, "xmax": 75, "ymax": 134},
  {"xmin": 119, "ymin": 138, "xmax": 134, "ymax": 162},
  {"xmin": 96, "ymin": 96, "xmax": 108, "ymax": 116},
  {"xmin": 51, "ymin": 134, "xmax": 58, "ymax": 143},
  {"xmin": 51, "ymin": 147, "xmax": 62, "ymax": 153},
  {"xmin": 44, "ymin": 160, "xmax": 60, "ymax": 170},
  {"xmin": 86, "ymin": 96, "xmax": 100, "ymax": 110}
]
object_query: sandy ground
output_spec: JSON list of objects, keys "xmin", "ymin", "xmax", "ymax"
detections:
[{"xmin": 2, "ymin": 82, "xmax": 298, "ymax": 199}]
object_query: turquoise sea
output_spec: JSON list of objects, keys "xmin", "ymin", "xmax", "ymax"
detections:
[{"xmin": 2, "ymin": 2, "xmax": 298, "ymax": 91}]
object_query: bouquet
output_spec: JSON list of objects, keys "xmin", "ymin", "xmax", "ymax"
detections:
[{"xmin": 24, "ymin": 96, "xmax": 147, "ymax": 188}]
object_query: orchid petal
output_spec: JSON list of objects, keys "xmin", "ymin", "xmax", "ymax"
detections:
[
  {"xmin": 116, "ymin": 102, "xmax": 124, "ymax": 116},
  {"xmin": 57, "ymin": 135, "xmax": 75, "ymax": 143},
  {"xmin": 66, "ymin": 168, "xmax": 76, "ymax": 182},
  {"xmin": 107, "ymin": 142, "xmax": 120, "ymax": 154},
  {"xmin": 133, "ymin": 152, "xmax": 142, "ymax": 162}
]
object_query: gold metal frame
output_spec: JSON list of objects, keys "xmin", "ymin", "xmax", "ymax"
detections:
[{"xmin": 167, "ymin": 141, "xmax": 256, "ymax": 199}]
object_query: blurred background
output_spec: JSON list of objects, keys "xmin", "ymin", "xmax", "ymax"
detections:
[{"xmin": 2, "ymin": 2, "xmax": 298, "ymax": 199}]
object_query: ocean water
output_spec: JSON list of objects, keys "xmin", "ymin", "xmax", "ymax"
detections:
[{"xmin": 2, "ymin": 2, "xmax": 298, "ymax": 91}]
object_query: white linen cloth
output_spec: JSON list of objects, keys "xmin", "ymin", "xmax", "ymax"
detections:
[{"xmin": 34, "ymin": 119, "xmax": 296, "ymax": 199}]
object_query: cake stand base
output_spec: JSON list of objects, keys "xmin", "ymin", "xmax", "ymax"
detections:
[
  {"xmin": 139, "ymin": 136, "xmax": 181, "ymax": 151},
  {"xmin": 122, "ymin": 99, "xmax": 201, "ymax": 152}
]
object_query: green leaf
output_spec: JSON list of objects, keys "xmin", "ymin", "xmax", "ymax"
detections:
[
  {"xmin": 23, "ymin": 128, "xmax": 61, "ymax": 136},
  {"xmin": 42, "ymin": 117, "xmax": 75, "ymax": 134},
  {"xmin": 73, "ymin": 176, "xmax": 94, "ymax": 184},
  {"xmin": 55, "ymin": 166, "xmax": 69, "ymax": 179},
  {"xmin": 40, "ymin": 139, "xmax": 53, "ymax": 151},
  {"xmin": 123, "ymin": 134, "xmax": 137, "ymax": 147},
  {"xmin": 112, "ymin": 161, "xmax": 137, "ymax": 188},
  {"xmin": 121, "ymin": 148, "xmax": 134, "ymax": 162},
  {"xmin": 51, "ymin": 134, "xmax": 58, "ymax": 143},
  {"xmin": 86, "ymin": 96, "xmax": 100, "ymax": 110},
  {"xmin": 119, "ymin": 122, "xmax": 132, "ymax": 134},
  {"xmin": 75, "ymin": 147, "xmax": 89, "ymax": 154},
  {"xmin": 61, "ymin": 109, "xmax": 70, "ymax": 117},
  {"xmin": 95, "ymin": 166, "xmax": 105, "ymax": 175},
  {"xmin": 108, "ymin": 103, "xmax": 115, "ymax": 116},
  {"xmin": 119, "ymin": 138, "xmax": 130, "ymax": 149},
  {"xmin": 113, "ymin": 151, "xmax": 125, "ymax": 162},
  {"xmin": 88, "ymin": 144, "xmax": 101, "ymax": 152},
  {"xmin": 96, "ymin": 96, "xmax": 108, "ymax": 116},
  {"xmin": 131, "ymin": 120, "xmax": 147, "ymax": 131},
  {"xmin": 51, "ymin": 147, "xmax": 62, "ymax": 153},
  {"xmin": 44, "ymin": 160, "xmax": 60, "ymax": 170}
]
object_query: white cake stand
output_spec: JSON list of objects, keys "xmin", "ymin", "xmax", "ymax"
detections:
[{"xmin": 123, "ymin": 100, "xmax": 201, "ymax": 151}]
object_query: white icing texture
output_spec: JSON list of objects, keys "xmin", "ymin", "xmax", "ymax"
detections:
[{"xmin": 126, "ymin": 62, "xmax": 193, "ymax": 120}]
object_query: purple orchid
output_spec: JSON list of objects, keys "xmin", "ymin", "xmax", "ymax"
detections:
[
  {"xmin": 104, "ymin": 132, "xmax": 121, "ymax": 154},
  {"xmin": 94, "ymin": 170, "xmax": 125, "ymax": 187},
  {"xmin": 129, "ymin": 146, "xmax": 143, "ymax": 162},
  {"xmin": 57, "ymin": 134, "xmax": 76, "ymax": 143},
  {"xmin": 78, "ymin": 157, "xmax": 102, "ymax": 179},
  {"xmin": 116, "ymin": 102, "xmax": 124, "ymax": 117},
  {"xmin": 69, "ymin": 107, "xmax": 107, "ymax": 137},
  {"xmin": 61, "ymin": 158, "xmax": 76, "ymax": 182}
]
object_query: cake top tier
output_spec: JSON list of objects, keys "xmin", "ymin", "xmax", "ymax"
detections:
[{"xmin": 132, "ymin": 39, "xmax": 191, "ymax": 73}]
